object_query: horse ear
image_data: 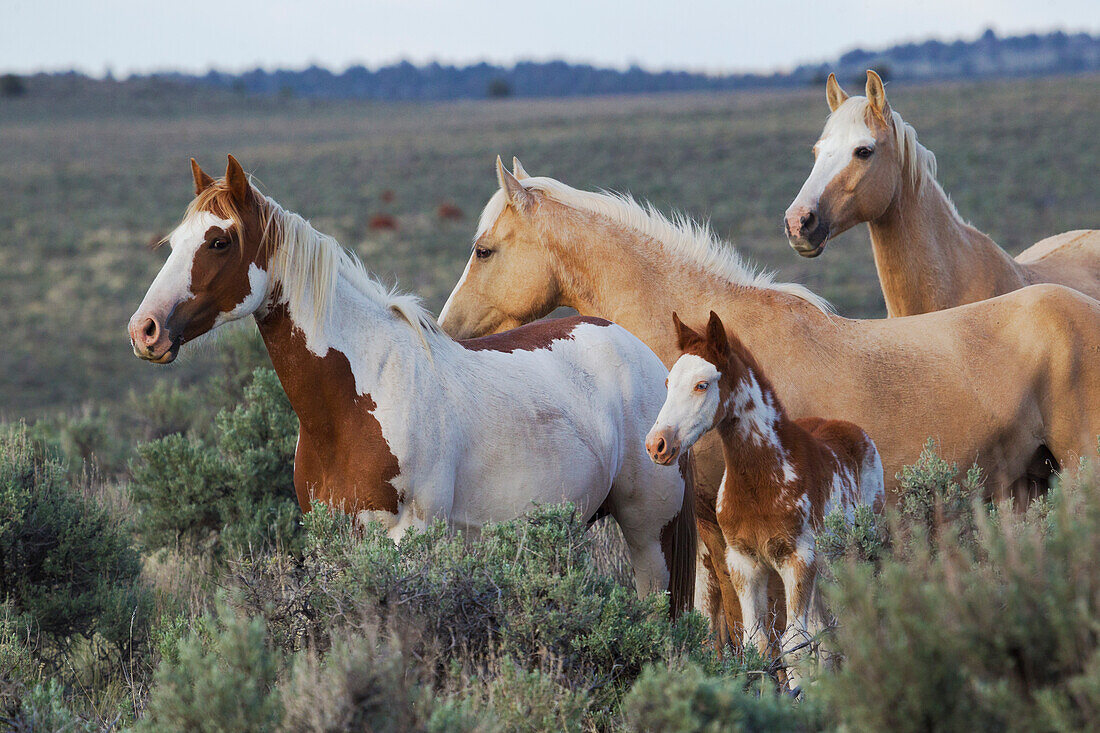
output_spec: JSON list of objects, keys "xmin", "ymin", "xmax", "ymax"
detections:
[
  {"xmin": 512, "ymin": 156, "xmax": 529, "ymax": 180},
  {"xmin": 225, "ymin": 154, "xmax": 251, "ymax": 203},
  {"xmin": 672, "ymin": 312, "xmax": 697, "ymax": 351},
  {"xmin": 706, "ymin": 311, "xmax": 729, "ymax": 355},
  {"xmin": 496, "ymin": 155, "xmax": 532, "ymax": 209},
  {"xmin": 191, "ymin": 158, "xmax": 214, "ymax": 195},
  {"xmin": 826, "ymin": 73, "xmax": 849, "ymax": 112},
  {"xmin": 865, "ymin": 70, "xmax": 890, "ymax": 117}
]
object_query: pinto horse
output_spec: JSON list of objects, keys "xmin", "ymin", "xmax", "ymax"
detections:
[
  {"xmin": 785, "ymin": 70, "xmax": 1100, "ymax": 317},
  {"xmin": 127, "ymin": 156, "xmax": 697, "ymax": 616},
  {"xmin": 647, "ymin": 311, "xmax": 883, "ymax": 684},
  {"xmin": 438, "ymin": 157, "xmax": 1100, "ymax": 642}
]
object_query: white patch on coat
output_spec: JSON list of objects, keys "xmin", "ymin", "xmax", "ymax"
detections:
[
  {"xmin": 792, "ymin": 527, "xmax": 816, "ymax": 570},
  {"xmin": 134, "ymin": 211, "xmax": 233, "ymax": 318},
  {"xmin": 858, "ymin": 438, "xmax": 886, "ymax": 510},
  {"xmin": 213, "ymin": 264, "xmax": 270, "ymax": 327},
  {"xmin": 730, "ymin": 372, "xmax": 783, "ymax": 451},
  {"xmin": 649, "ymin": 354, "xmax": 721, "ymax": 454},
  {"xmin": 725, "ymin": 546, "xmax": 758, "ymax": 584}
]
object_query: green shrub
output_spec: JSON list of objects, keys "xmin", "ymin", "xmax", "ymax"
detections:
[
  {"xmin": 138, "ymin": 607, "xmax": 283, "ymax": 733},
  {"xmin": 894, "ymin": 438, "xmax": 984, "ymax": 552},
  {"xmin": 818, "ymin": 502, "xmax": 888, "ymax": 566},
  {"xmin": 233, "ymin": 504, "xmax": 712, "ymax": 725},
  {"xmin": 6, "ymin": 678, "xmax": 95, "ymax": 732},
  {"xmin": 281, "ymin": 629, "xmax": 438, "ymax": 733},
  {"xmin": 128, "ymin": 379, "xmax": 207, "ymax": 442},
  {"xmin": 820, "ymin": 468, "xmax": 1100, "ymax": 731},
  {"xmin": 129, "ymin": 367, "xmax": 300, "ymax": 558},
  {"xmin": 0, "ymin": 607, "xmax": 38, "ymax": 716},
  {"xmin": 0, "ymin": 425, "xmax": 150, "ymax": 665},
  {"xmin": 621, "ymin": 661, "xmax": 823, "ymax": 732}
]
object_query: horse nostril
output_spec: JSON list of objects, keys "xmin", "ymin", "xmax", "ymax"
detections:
[
  {"xmin": 801, "ymin": 211, "xmax": 817, "ymax": 232},
  {"xmin": 142, "ymin": 318, "xmax": 159, "ymax": 343},
  {"xmin": 656, "ymin": 437, "xmax": 666, "ymax": 454}
]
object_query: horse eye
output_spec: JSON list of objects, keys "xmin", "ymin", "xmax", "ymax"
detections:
[
  {"xmin": 694, "ymin": 382, "xmax": 708, "ymax": 392},
  {"xmin": 210, "ymin": 238, "xmax": 230, "ymax": 251},
  {"xmin": 854, "ymin": 146, "xmax": 874, "ymax": 160},
  {"xmin": 475, "ymin": 246, "xmax": 493, "ymax": 260}
]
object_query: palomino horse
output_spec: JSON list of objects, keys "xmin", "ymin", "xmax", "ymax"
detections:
[
  {"xmin": 646, "ymin": 311, "xmax": 883, "ymax": 685},
  {"xmin": 785, "ymin": 70, "xmax": 1100, "ymax": 317},
  {"xmin": 127, "ymin": 156, "xmax": 697, "ymax": 616},
  {"xmin": 439, "ymin": 157, "xmax": 1100, "ymax": 639}
]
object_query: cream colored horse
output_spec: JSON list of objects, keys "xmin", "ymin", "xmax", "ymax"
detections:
[
  {"xmin": 785, "ymin": 70, "xmax": 1100, "ymax": 317},
  {"xmin": 440, "ymin": 157, "xmax": 1100, "ymax": 638}
]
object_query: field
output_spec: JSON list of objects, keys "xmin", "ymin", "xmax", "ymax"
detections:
[
  {"xmin": 1, "ymin": 74, "xmax": 1097, "ymax": 417},
  {"xmin": 2, "ymin": 75, "xmax": 1100, "ymax": 730}
]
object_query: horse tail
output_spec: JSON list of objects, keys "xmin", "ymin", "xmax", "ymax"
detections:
[{"xmin": 666, "ymin": 449, "xmax": 699, "ymax": 620}]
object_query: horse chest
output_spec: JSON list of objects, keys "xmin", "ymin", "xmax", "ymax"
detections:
[{"xmin": 718, "ymin": 477, "xmax": 808, "ymax": 565}]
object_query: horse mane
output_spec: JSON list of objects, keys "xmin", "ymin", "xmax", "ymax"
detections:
[
  {"xmin": 260, "ymin": 195, "xmax": 438, "ymax": 349},
  {"xmin": 477, "ymin": 176, "xmax": 833, "ymax": 314},
  {"xmin": 186, "ymin": 182, "xmax": 437, "ymax": 349}
]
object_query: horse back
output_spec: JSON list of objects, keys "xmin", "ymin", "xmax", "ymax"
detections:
[{"xmin": 795, "ymin": 416, "xmax": 884, "ymax": 515}]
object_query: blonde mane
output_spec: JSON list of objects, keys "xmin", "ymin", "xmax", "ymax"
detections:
[
  {"xmin": 258, "ymin": 194, "xmax": 438, "ymax": 349},
  {"xmin": 477, "ymin": 176, "xmax": 833, "ymax": 314}
]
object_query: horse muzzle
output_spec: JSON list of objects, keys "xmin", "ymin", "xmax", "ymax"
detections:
[
  {"xmin": 645, "ymin": 429, "xmax": 681, "ymax": 466},
  {"xmin": 128, "ymin": 313, "xmax": 182, "ymax": 364}
]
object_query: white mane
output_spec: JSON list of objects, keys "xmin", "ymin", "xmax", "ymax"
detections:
[
  {"xmin": 261, "ymin": 195, "xmax": 438, "ymax": 348},
  {"xmin": 477, "ymin": 176, "xmax": 833, "ymax": 314}
]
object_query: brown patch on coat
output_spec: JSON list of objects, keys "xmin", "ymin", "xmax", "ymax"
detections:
[
  {"xmin": 460, "ymin": 315, "xmax": 611, "ymax": 353},
  {"xmin": 258, "ymin": 304, "xmax": 401, "ymax": 516},
  {"xmin": 676, "ymin": 311, "xmax": 878, "ymax": 645}
]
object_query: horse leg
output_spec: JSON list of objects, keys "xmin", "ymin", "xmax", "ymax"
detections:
[
  {"xmin": 778, "ymin": 553, "xmax": 818, "ymax": 689},
  {"xmin": 726, "ymin": 549, "xmax": 769, "ymax": 656}
]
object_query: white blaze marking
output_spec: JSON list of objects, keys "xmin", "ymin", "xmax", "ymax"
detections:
[
  {"xmin": 134, "ymin": 211, "xmax": 234, "ymax": 318},
  {"xmin": 438, "ymin": 254, "xmax": 474, "ymax": 324},
  {"xmin": 650, "ymin": 354, "xmax": 721, "ymax": 454},
  {"xmin": 792, "ymin": 98, "xmax": 876, "ymax": 208}
]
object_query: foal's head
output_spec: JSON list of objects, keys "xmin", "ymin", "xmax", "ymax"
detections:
[
  {"xmin": 646, "ymin": 311, "xmax": 751, "ymax": 465},
  {"xmin": 439, "ymin": 156, "xmax": 564, "ymax": 339},
  {"xmin": 128, "ymin": 156, "xmax": 271, "ymax": 363},
  {"xmin": 785, "ymin": 70, "xmax": 912, "ymax": 257}
]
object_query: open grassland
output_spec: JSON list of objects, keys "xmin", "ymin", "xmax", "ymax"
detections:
[{"xmin": 0, "ymin": 75, "xmax": 1097, "ymax": 417}]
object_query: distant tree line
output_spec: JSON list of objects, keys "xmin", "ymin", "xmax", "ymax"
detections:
[{"xmin": 4, "ymin": 29, "xmax": 1098, "ymax": 101}]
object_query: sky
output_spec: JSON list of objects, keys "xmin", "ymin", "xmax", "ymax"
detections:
[{"xmin": 3, "ymin": 0, "xmax": 1098, "ymax": 77}]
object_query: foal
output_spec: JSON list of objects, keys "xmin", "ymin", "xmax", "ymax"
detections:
[{"xmin": 646, "ymin": 311, "xmax": 884, "ymax": 682}]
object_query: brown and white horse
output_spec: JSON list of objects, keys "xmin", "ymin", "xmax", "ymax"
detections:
[
  {"xmin": 646, "ymin": 311, "xmax": 883, "ymax": 684},
  {"xmin": 785, "ymin": 70, "xmax": 1100, "ymax": 317},
  {"xmin": 439, "ymin": 158, "xmax": 1100, "ymax": 640},
  {"xmin": 127, "ymin": 156, "xmax": 697, "ymax": 616}
]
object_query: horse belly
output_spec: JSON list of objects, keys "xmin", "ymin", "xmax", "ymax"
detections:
[{"xmin": 449, "ymin": 443, "xmax": 614, "ymax": 525}]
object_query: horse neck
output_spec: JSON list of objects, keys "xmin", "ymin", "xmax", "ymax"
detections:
[
  {"xmin": 715, "ymin": 360, "xmax": 795, "ymax": 501},
  {"xmin": 255, "ymin": 272, "xmax": 428, "ymax": 438},
  {"xmin": 867, "ymin": 174, "xmax": 1022, "ymax": 316},
  {"xmin": 544, "ymin": 210, "xmax": 832, "ymax": 370}
]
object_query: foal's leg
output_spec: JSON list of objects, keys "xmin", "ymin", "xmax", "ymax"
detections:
[
  {"xmin": 778, "ymin": 551, "xmax": 818, "ymax": 688},
  {"xmin": 726, "ymin": 548, "xmax": 769, "ymax": 655}
]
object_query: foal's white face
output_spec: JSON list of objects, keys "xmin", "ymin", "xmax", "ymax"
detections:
[{"xmin": 646, "ymin": 354, "xmax": 721, "ymax": 465}]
